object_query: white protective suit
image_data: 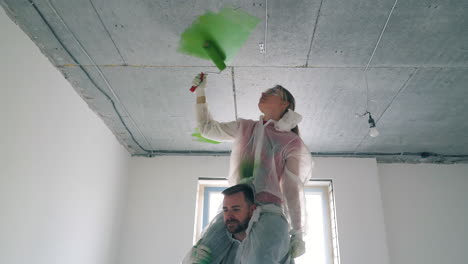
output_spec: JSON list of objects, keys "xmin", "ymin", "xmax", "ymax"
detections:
[{"xmin": 186, "ymin": 101, "xmax": 313, "ymax": 263}]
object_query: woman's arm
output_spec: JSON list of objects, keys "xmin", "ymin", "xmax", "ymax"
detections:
[
  {"xmin": 281, "ymin": 139, "xmax": 313, "ymax": 258},
  {"xmin": 281, "ymin": 139, "xmax": 314, "ymax": 234},
  {"xmin": 283, "ymin": 158, "xmax": 305, "ymax": 232},
  {"xmin": 194, "ymin": 74, "xmax": 239, "ymax": 141},
  {"xmin": 196, "ymin": 103, "xmax": 238, "ymax": 141}
]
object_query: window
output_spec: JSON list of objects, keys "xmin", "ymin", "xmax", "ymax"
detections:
[
  {"xmin": 295, "ymin": 181, "xmax": 340, "ymax": 264},
  {"xmin": 193, "ymin": 178, "xmax": 229, "ymax": 243},
  {"xmin": 194, "ymin": 178, "xmax": 340, "ymax": 264}
]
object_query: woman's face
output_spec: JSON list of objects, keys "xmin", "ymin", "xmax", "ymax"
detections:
[{"xmin": 258, "ymin": 88, "xmax": 289, "ymax": 117}]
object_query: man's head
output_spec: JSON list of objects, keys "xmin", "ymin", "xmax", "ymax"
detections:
[{"xmin": 222, "ymin": 184, "xmax": 257, "ymax": 237}]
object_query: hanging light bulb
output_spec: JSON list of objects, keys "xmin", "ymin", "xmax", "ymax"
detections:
[
  {"xmin": 367, "ymin": 112, "xmax": 380, "ymax": 137},
  {"xmin": 369, "ymin": 126, "xmax": 380, "ymax": 137}
]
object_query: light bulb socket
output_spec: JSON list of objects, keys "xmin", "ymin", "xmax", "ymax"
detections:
[{"xmin": 367, "ymin": 112, "xmax": 376, "ymax": 128}]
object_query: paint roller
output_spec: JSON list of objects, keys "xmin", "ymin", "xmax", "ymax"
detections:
[
  {"xmin": 203, "ymin": 40, "xmax": 226, "ymax": 71},
  {"xmin": 179, "ymin": 8, "xmax": 259, "ymax": 143},
  {"xmin": 179, "ymin": 8, "xmax": 260, "ymax": 92}
]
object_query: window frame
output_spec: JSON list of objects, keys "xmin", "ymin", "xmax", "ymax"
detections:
[
  {"xmin": 193, "ymin": 178, "xmax": 229, "ymax": 243},
  {"xmin": 301, "ymin": 180, "xmax": 341, "ymax": 264}
]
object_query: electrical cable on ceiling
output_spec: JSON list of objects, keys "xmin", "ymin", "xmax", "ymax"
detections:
[
  {"xmin": 362, "ymin": 0, "xmax": 399, "ymax": 110},
  {"xmin": 363, "ymin": 0, "xmax": 399, "ymax": 74},
  {"xmin": 132, "ymin": 151, "xmax": 468, "ymax": 164},
  {"xmin": 42, "ymin": 0, "xmax": 155, "ymax": 153},
  {"xmin": 356, "ymin": 0, "xmax": 399, "ymax": 140},
  {"xmin": 24, "ymin": 4, "xmax": 140, "ymax": 154}
]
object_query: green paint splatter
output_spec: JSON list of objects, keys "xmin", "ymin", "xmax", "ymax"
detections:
[
  {"xmin": 178, "ymin": 7, "xmax": 260, "ymax": 70},
  {"xmin": 240, "ymin": 160, "xmax": 255, "ymax": 180},
  {"xmin": 191, "ymin": 128, "xmax": 221, "ymax": 144}
]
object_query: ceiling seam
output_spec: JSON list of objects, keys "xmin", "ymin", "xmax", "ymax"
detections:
[
  {"xmin": 304, "ymin": 0, "xmax": 325, "ymax": 67},
  {"xmin": 30, "ymin": 0, "xmax": 152, "ymax": 154},
  {"xmin": 88, "ymin": 0, "xmax": 127, "ymax": 65}
]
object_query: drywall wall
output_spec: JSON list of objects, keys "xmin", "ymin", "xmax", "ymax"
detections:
[
  {"xmin": 379, "ymin": 164, "xmax": 468, "ymax": 264},
  {"xmin": 116, "ymin": 156, "xmax": 230, "ymax": 264},
  {"xmin": 118, "ymin": 156, "xmax": 389, "ymax": 264},
  {"xmin": 0, "ymin": 8, "xmax": 130, "ymax": 264},
  {"xmin": 313, "ymin": 158, "xmax": 390, "ymax": 264}
]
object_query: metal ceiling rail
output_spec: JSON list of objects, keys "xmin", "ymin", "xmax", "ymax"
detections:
[
  {"xmin": 57, "ymin": 64, "xmax": 468, "ymax": 69},
  {"xmin": 133, "ymin": 151, "xmax": 468, "ymax": 164}
]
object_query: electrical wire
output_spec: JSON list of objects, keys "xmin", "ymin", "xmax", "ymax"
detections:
[
  {"xmin": 364, "ymin": 0, "xmax": 399, "ymax": 73},
  {"xmin": 362, "ymin": 0, "xmax": 399, "ymax": 112},
  {"xmin": 42, "ymin": 0, "xmax": 155, "ymax": 152},
  {"xmin": 354, "ymin": 0, "xmax": 399, "ymax": 151},
  {"xmin": 132, "ymin": 151, "xmax": 468, "ymax": 164}
]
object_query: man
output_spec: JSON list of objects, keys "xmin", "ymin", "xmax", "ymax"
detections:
[
  {"xmin": 187, "ymin": 184, "xmax": 294, "ymax": 264},
  {"xmin": 187, "ymin": 184, "xmax": 257, "ymax": 264}
]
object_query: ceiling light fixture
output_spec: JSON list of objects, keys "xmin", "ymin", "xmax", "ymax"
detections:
[
  {"xmin": 367, "ymin": 112, "xmax": 380, "ymax": 137},
  {"xmin": 356, "ymin": 111, "xmax": 380, "ymax": 137}
]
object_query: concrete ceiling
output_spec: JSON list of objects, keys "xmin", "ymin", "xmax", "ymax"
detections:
[{"xmin": 2, "ymin": 0, "xmax": 468, "ymax": 163}]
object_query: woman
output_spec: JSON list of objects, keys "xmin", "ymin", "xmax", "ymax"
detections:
[{"xmin": 186, "ymin": 73, "xmax": 313, "ymax": 264}]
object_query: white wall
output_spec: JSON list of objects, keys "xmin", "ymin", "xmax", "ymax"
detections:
[
  {"xmin": 119, "ymin": 156, "xmax": 390, "ymax": 264},
  {"xmin": 313, "ymin": 158, "xmax": 390, "ymax": 264},
  {"xmin": 0, "ymin": 8, "xmax": 130, "ymax": 264},
  {"xmin": 379, "ymin": 164, "xmax": 468, "ymax": 264},
  {"xmin": 116, "ymin": 156, "xmax": 231, "ymax": 264}
]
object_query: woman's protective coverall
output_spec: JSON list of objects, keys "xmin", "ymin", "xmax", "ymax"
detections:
[{"xmin": 186, "ymin": 102, "xmax": 313, "ymax": 264}]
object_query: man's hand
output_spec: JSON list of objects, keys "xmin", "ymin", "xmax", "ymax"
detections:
[
  {"xmin": 290, "ymin": 233, "xmax": 306, "ymax": 258},
  {"xmin": 190, "ymin": 244, "xmax": 212, "ymax": 264}
]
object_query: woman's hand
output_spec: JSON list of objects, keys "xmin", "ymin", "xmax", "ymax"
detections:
[
  {"xmin": 192, "ymin": 73, "xmax": 207, "ymax": 93},
  {"xmin": 290, "ymin": 232, "xmax": 306, "ymax": 258}
]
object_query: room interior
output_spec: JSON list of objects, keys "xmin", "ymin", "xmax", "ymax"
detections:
[{"xmin": 1, "ymin": 1, "xmax": 467, "ymax": 263}]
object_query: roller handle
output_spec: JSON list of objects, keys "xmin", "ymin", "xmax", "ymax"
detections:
[{"xmin": 190, "ymin": 72, "xmax": 205, "ymax": 93}]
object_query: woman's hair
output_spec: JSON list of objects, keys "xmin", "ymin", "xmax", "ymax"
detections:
[{"xmin": 266, "ymin": 85, "xmax": 300, "ymax": 135}]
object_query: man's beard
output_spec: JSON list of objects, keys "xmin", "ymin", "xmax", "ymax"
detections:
[{"xmin": 225, "ymin": 218, "xmax": 250, "ymax": 234}]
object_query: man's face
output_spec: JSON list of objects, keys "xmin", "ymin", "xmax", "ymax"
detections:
[{"xmin": 223, "ymin": 192, "xmax": 256, "ymax": 234}]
